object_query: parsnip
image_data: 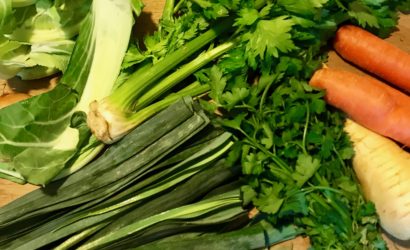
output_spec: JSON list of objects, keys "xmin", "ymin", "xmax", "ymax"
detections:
[{"xmin": 344, "ymin": 119, "xmax": 410, "ymax": 240}]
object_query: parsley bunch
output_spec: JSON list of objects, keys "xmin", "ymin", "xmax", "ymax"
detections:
[{"xmin": 189, "ymin": 0, "xmax": 406, "ymax": 248}]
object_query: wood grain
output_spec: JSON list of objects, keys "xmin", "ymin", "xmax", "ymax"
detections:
[
  {"xmin": 0, "ymin": 180, "xmax": 37, "ymax": 207},
  {"xmin": 142, "ymin": 0, "xmax": 166, "ymax": 22}
]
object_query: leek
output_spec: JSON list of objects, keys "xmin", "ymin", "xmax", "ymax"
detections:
[
  {"xmin": 136, "ymin": 222, "xmax": 300, "ymax": 250},
  {"xmin": 78, "ymin": 191, "xmax": 242, "ymax": 250}
]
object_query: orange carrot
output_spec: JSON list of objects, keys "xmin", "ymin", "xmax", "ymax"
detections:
[
  {"xmin": 310, "ymin": 67, "xmax": 410, "ymax": 147},
  {"xmin": 333, "ymin": 25, "xmax": 410, "ymax": 92}
]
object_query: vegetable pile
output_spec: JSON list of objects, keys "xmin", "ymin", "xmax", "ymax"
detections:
[
  {"xmin": 0, "ymin": 0, "xmax": 410, "ymax": 249},
  {"xmin": 310, "ymin": 22, "xmax": 410, "ymax": 241}
]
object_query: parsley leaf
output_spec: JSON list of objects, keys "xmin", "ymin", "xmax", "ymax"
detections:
[
  {"xmin": 235, "ymin": 8, "xmax": 260, "ymax": 26},
  {"xmin": 278, "ymin": 0, "xmax": 329, "ymax": 16},
  {"xmin": 292, "ymin": 154, "xmax": 321, "ymax": 187},
  {"xmin": 243, "ymin": 16, "xmax": 296, "ymax": 60},
  {"xmin": 208, "ymin": 65, "xmax": 227, "ymax": 104},
  {"xmin": 348, "ymin": 1, "xmax": 380, "ymax": 28}
]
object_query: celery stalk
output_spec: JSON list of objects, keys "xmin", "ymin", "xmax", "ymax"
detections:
[{"xmin": 87, "ymin": 27, "xmax": 235, "ymax": 143}]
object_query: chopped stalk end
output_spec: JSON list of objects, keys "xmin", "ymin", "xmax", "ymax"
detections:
[
  {"xmin": 88, "ymin": 83, "xmax": 210, "ymax": 144},
  {"xmin": 88, "ymin": 101, "xmax": 112, "ymax": 143},
  {"xmin": 87, "ymin": 100, "xmax": 132, "ymax": 144}
]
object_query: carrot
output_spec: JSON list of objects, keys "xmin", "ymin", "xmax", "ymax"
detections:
[
  {"xmin": 309, "ymin": 67, "xmax": 410, "ymax": 147},
  {"xmin": 344, "ymin": 119, "xmax": 410, "ymax": 241},
  {"xmin": 333, "ymin": 25, "xmax": 410, "ymax": 92}
]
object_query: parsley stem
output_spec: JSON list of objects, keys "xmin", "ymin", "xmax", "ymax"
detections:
[
  {"xmin": 240, "ymin": 129, "xmax": 291, "ymax": 173},
  {"xmin": 258, "ymin": 74, "xmax": 277, "ymax": 114},
  {"xmin": 305, "ymin": 186, "xmax": 351, "ymax": 232},
  {"xmin": 309, "ymin": 193, "xmax": 332, "ymax": 211},
  {"xmin": 302, "ymin": 102, "xmax": 310, "ymax": 155},
  {"xmin": 233, "ymin": 104, "xmax": 257, "ymax": 112},
  {"xmin": 285, "ymin": 141, "xmax": 305, "ymax": 153},
  {"xmin": 301, "ymin": 186, "xmax": 345, "ymax": 195},
  {"xmin": 269, "ymin": 167, "xmax": 293, "ymax": 182},
  {"xmin": 255, "ymin": 0, "xmax": 267, "ymax": 9},
  {"xmin": 332, "ymin": 146, "xmax": 346, "ymax": 169},
  {"xmin": 173, "ymin": 0, "xmax": 186, "ymax": 14}
]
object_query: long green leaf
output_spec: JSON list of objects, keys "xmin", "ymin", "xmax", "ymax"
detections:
[
  {"xmin": 3, "ymin": 154, "xmax": 235, "ymax": 250},
  {"xmin": 102, "ymin": 202, "xmax": 247, "ymax": 249},
  {"xmin": 54, "ymin": 160, "xmax": 238, "ymax": 250},
  {"xmin": 78, "ymin": 191, "xmax": 242, "ymax": 250},
  {"xmin": 84, "ymin": 159, "xmax": 238, "ymax": 245},
  {"xmin": 135, "ymin": 222, "xmax": 300, "ymax": 250},
  {"xmin": 57, "ymin": 134, "xmax": 233, "ymax": 229}
]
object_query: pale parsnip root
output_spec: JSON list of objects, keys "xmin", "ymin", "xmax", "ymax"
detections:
[{"xmin": 344, "ymin": 119, "xmax": 410, "ymax": 240}]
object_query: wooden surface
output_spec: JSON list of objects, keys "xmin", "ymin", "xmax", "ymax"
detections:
[{"xmin": 0, "ymin": 1, "xmax": 409, "ymax": 249}]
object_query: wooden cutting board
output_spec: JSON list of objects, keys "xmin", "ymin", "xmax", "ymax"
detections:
[{"xmin": 0, "ymin": 1, "xmax": 409, "ymax": 249}]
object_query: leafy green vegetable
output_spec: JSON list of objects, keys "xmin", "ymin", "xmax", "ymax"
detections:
[
  {"xmin": 78, "ymin": 190, "xmax": 242, "ymax": 250},
  {"xmin": 243, "ymin": 16, "xmax": 296, "ymax": 60},
  {"xmin": 193, "ymin": 0, "xmax": 404, "ymax": 248},
  {"xmin": 0, "ymin": 0, "xmax": 90, "ymax": 80},
  {"xmin": 0, "ymin": 101, "xmax": 243, "ymax": 250},
  {"xmin": 0, "ymin": 0, "xmax": 134, "ymax": 185},
  {"xmin": 136, "ymin": 221, "xmax": 299, "ymax": 250}
]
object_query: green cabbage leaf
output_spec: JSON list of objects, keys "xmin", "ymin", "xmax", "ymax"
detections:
[
  {"xmin": 0, "ymin": 0, "xmax": 90, "ymax": 80},
  {"xmin": 0, "ymin": 0, "xmax": 136, "ymax": 185}
]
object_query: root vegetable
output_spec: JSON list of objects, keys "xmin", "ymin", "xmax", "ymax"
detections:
[
  {"xmin": 333, "ymin": 25, "xmax": 410, "ymax": 92},
  {"xmin": 344, "ymin": 119, "xmax": 410, "ymax": 241},
  {"xmin": 309, "ymin": 67, "xmax": 410, "ymax": 147}
]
